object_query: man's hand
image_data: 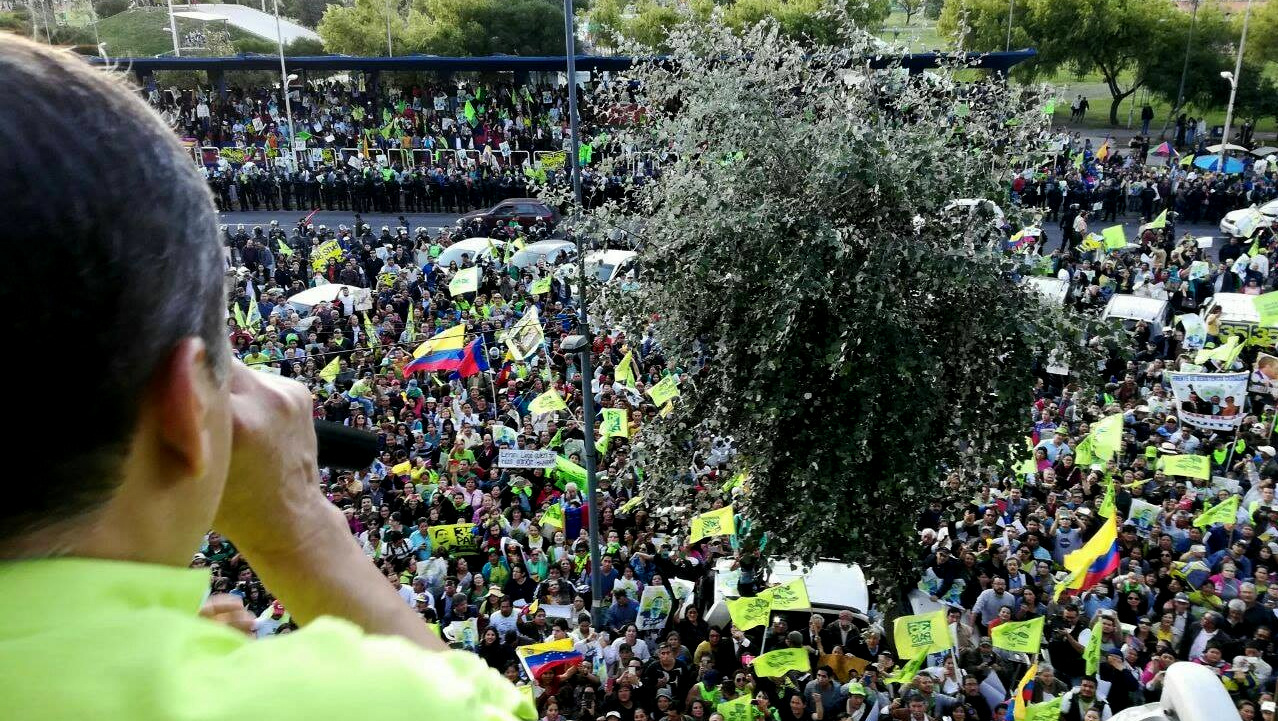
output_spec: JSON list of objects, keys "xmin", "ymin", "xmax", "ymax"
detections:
[
  {"xmin": 199, "ymin": 593, "xmax": 256, "ymax": 636},
  {"xmin": 212, "ymin": 363, "xmax": 327, "ymax": 554}
]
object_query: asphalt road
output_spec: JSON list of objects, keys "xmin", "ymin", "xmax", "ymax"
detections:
[
  {"xmin": 217, "ymin": 208, "xmax": 1224, "ymax": 253},
  {"xmin": 1037, "ymin": 215, "xmax": 1223, "ymax": 255},
  {"xmin": 218, "ymin": 210, "xmax": 462, "ymax": 232}
]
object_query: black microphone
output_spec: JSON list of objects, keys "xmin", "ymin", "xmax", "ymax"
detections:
[{"xmin": 313, "ymin": 421, "xmax": 380, "ymax": 470}]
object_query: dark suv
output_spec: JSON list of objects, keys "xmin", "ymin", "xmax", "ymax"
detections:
[{"xmin": 455, "ymin": 198, "xmax": 560, "ymax": 234}]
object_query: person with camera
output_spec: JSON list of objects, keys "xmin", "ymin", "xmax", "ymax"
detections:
[{"xmin": 0, "ymin": 35, "xmax": 533, "ymax": 721}]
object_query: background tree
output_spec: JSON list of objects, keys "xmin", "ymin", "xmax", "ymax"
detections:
[
  {"xmin": 580, "ymin": 10, "xmax": 1101, "ymax": 602},
  {"xmin": 897, "ymin": 0, "xmax": 926, "ymax": 25},
  {"xmin": 589, "ymin": 0, "xmax": 889, "ymax": 51},
  {"xmin": 319, "ymin": 0, "xmax": 565, "ymax": 56},
  {"xmin": 1246, "ymin": 0, "xmax": 1278, "ymax": 65},
  {"xmin": 939, "ymin": 0, "xmax": 1179, "ymax": 125},
  {"xmin": 923, "ymin": 0, "xmax": 943, "ymax": 20}
]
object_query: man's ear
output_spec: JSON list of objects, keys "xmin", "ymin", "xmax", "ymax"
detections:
[{"xmin": 146, "ymin": 338, "xmax": 212, "ymax": 482}]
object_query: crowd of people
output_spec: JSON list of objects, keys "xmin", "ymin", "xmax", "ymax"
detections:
[
  {"xmin": 187, "ymin": 71, "xmax": 1278, "ymax": 721},
  {"xmin": 148, "ymin": 79, "xmax": 650, "ymax": 213}
]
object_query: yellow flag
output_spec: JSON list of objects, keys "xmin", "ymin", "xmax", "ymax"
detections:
[
  {"xmin": 1090, "ymin": 413, "xmax": 1123, "ymax": 460},
  {"xmin": 504, "ymin": 306, "xmax": 544, "ymax": 361},
  {"xmin": 615, "ymin": 350, "xmax": 638, "ymax": 388},
  {"xmin": 1193, "ymin": 496, "xmax": 1240, "ymax": 528},
  {"xmin": 689, "ymin": 505, "xmax": 735, "ymax": 542},
  {"xmin": 760, "ymin": 578, "xmax": 810, "ymax": 611},
  {"xmin": 276, "ymin": 239, "xmax": 293, "ymax": 257},
  {"xmin": 529, "ymin": 389, "xmax": 568, "ymax": 415},
  {"xmin": 648, "ymin": 374, "xmax": 680, "ymax": 406},
  {"xmin": 602, "ymin": 408, "xmax": 629, "ymax": 438},
  {"xmin": 541, "ymin": 503, "xmax": 565, "ymax": 530},
  {"xmin": 726, "ymin": 595, "xmax": 771, "ymax": 630},
  {"xmin": 1012, "ymin": 663, "xmax": 1038, "ymax": 721},
  {"xmin": 318, "ymin": 356, "xmax": 341, "ymax": 384},
  {"xmin": 618, "ymin": 495, "xmax": 644, "ymax": 514},
  {"xmin": 448, "ymin": 266, "xmax": 480, "ymax": 296},
  {"xmin": 530, "ymin": 276, "xmax": 552, "ymax": 295},
  {"xmin": 752, "ymin": 648, "xmax": 810, "ymax": 678},
  {"xmin": 990, "ymin": 616, "xmax": 1044, "ymax": 654},
  {"xmin": 892, "ymin": 609, "xmax": 950, "ymax": 658},
  {"xmin": 390, "ymin": 460, "xmax": 412, "ymax": 476},
  {"xmin": 716, "ymin": 695, "xmax": 754, "ymax": 721},
  {"xmin": 1159, "ymin": 454, "xmax": 1210, "ymax": 480}
]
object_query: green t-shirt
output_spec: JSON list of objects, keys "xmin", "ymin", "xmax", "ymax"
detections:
[{"xmin": 0, "ymin": 558, "xmax": 536, "ymax": 720}]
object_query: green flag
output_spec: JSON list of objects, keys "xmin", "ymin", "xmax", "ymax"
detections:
[
  {"xmin": 464, "ymin": 100, "xmax": 477, "ymax": 126},
  {"xmin": 276, "ymin": 239, "xmax": 293, "ymax": 258},
  {"xmin": 530, "ymin": 276, "xmax": 552, "ymax": 295},
  {"xmin": 1098, "ymin": 479, "xmax": 1116, "ymax": 519},
  {"xmin": 1025, "ymin": 696, "xmax": 1063, "ymax": 721},
  {"xmin": 1083, "ymin": 618, "xmax": 1103, "ymax": 675},
  {"xmin": 990, "ymin": 616, "xmax": 1044, "ymax": 654},
  {"xmin": 1193, "ymin": 496, "xmax": 1239, "ymax": 528},
  {"xmin": 716, "ymin": 696, "xmax": 754, "ymax": 721},
  {"xmin": 1100, "ymin": 225, "xmax": 1127, "ymax": 251},
  {"xmin": 884, "ymin": 649, "xmax": 928, "ymax": 685}
]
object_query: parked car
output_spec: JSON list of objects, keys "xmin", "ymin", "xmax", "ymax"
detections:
[
  {"xmin": 1101, "ymin": 294, "xmax": 1171, "ymax": 339},
  {"xmin": 454, "ymin": 198, "xmax": 560, "ymax": 235},
  {"xmin": 434, "ymin": 237, "xmax": 505, "ymax": 269},
  {"xmin": 508, "ymin": 240, "xmax": 577, "ymax": 270},
  {"xmin": 1220, "ymin": 198, "xmax": 1278, "ymax": 238},
  {"xmin": 556, "ymin": 249, "xmax": 639, "ymax": 285}
]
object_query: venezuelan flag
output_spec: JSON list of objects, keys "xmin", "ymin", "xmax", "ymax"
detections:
[
  {"xmin": 517, "ymin": 638, "xmax": 583, "ymax": 680},
  {"xmin": 1063, "ymin": 516, "xmax": 1120, "ymax": 594},
  {"xmin": 402, "ymin": 324, "xmax": 466, "ymax": 377}
]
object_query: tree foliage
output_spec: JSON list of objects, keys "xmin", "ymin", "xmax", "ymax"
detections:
[
  {"xmin": 939, "ymin": 0, "xmax": 1181, "ymax": 125},
  {"xmin": 576, "ymin": 14, "xmax": 1102, "ymax": 603},
  {"xmin": 318, "ymin": 0, "xmax": 565, "ymax": 56},
  {"xmin": 1247, "ymin": 0, "xmax": 1278, "ymax": 66},
  {"xmin": 589, "ymin": 0, "xmax": 890, "ymax": 52}
]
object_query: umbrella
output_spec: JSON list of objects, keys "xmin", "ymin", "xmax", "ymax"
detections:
[
  {"xmin": 1205, "ymin": 143, "xmax": 1248, "ymax": 153},
  {"xmin": 1193, "ymin": 155, "xmax": 1245, "ymax": 174},
  {"xmin": 1250, "ymin": 145, "xmax": 1278, "ymax": 157},
  {"xmin": 1152, "ymin": 141, "xmax": 1175, "ymax": 156}
]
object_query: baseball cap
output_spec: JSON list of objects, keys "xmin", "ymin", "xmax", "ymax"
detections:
[
  {"xmin": 606, "ymin": 713, "xmax": 622, "ymax": 719},
  {"xmin": 1261, "ymin": 701, "xmax": 1275, "ymax": 713},
  {"xmin": 1174, "ymin": 592, "xmax": 1190, "ymax": 602},
  {"xmin": 656, "ymin": 688, "xmax": 674, "ymax": 699}
]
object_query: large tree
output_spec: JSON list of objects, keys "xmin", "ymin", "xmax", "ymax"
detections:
[
  {"xmin": 589, "ymin": 0, "xmax": 890, "ymax": 51},
  {"xmin": 580, "ymin": 12, "xmax": 1102, "ymax": 601},
  {"xmin": 939, "ymin": 0, "xmax": 1182, "ymax": 125},
  {"xmin": 318, "ymin": 0, "xmax": 564, "ymax": 56}
]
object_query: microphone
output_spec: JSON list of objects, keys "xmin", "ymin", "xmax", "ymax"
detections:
[{"xmin": 313, "ymin": 421, "xmax": 380, "ymax": 470}]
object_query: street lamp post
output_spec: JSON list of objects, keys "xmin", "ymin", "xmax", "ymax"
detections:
[
  {"xmin": 384, "ymin": 0, "xmax": 394, "ymax": 57},
  {"xmin": 166, "ymin": 0, "xmax": 181, "ymax": 56},
  {"xmin": 1005, "ymin": 0, "xmax": 1013, "ymax": 52},
  {"xmin": 1217, "ymin": 0, "xmax": 1253, "ymax": 177},
  {"xmin": 1168, "ymin": 0, "xmax": 1199, "ymax": 138},
  {"xmin": 561, "ymin": 0, "xmax": 604, "ymax": 626},
  {"xmin": 271, "ymin": 0, "xmax": 296, "ymax": 170}
]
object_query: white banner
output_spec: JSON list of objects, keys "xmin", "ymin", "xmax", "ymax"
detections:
[
  {"xmin": 498, "ymin": 449, "xmax": 556, "ymax": 469},
  {"xmin": 1166, "ymin": 371, "xmax": 1248, "ymax": 431},
  {"xmin": 637, "ymin": 585, "xmax": 672, "ymax": 631}
]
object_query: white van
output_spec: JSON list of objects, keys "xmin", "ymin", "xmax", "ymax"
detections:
[
  {"xmin": 1201, "ymin": 292, "xmax": 1278, "ymax": 348},
  {"xmin": 704, "ymin": 558, "xmax": 871, "ymax": 630},
  {"xmin": 1101, "ymin": 294, "xmax": 1171, "ymax": 339}
]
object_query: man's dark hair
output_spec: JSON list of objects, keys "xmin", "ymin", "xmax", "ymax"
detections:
[{"xmin": 0, "ymin": 37, "xmax": 225, "ymax": 547}]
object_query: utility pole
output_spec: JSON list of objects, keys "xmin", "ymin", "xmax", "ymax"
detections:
[{"xmin": 561, "ymin": 0, "xmax": 604, "ymax": 626}]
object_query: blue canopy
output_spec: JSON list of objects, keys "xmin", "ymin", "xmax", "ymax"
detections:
[{"xmin": 1193, "ymin": 155, "xmax": 1245, "ymax": 174}]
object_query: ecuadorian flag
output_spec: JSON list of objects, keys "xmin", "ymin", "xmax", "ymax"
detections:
[
  {"xmin": 402, "ymin": 324, "xmax": 466, "ymax": 377},
  {"xmin": 1064, "ymin": 515, "xmax": 1120, "ymax": 594}
]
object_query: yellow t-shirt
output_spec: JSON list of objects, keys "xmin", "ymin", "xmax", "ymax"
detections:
[{"xmin": 0, "ymin": 558, "xmax": 536, "ymax": 721}]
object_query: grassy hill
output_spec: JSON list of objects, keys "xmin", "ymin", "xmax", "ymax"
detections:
[{"xmin": 98, "ymin": 7, "xmax": 269, "ymax": 57}]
